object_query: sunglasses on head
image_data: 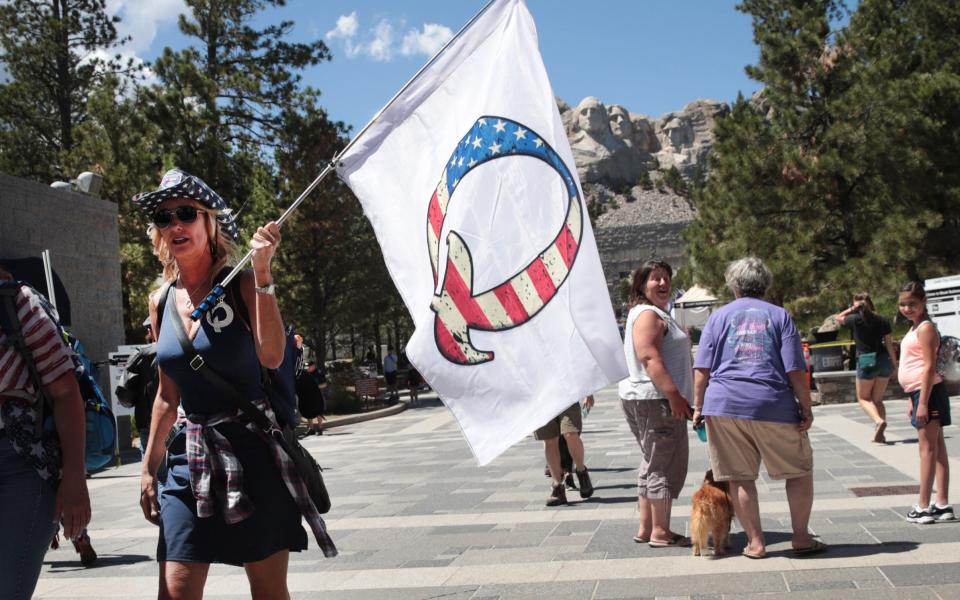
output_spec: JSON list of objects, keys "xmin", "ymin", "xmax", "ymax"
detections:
[{"xmin": 152, "ymin": 205, "xmax": 200, "ymax": 229}]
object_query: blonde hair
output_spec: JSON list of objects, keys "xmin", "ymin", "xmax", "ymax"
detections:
[{"xmin": 149, "ymin": 204, "xmax": 240, "ymax": 282}]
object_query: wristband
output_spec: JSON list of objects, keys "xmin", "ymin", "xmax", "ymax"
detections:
[{"xmin": 254, "ymin": 283, "xmax": 275, "ymax": 295}]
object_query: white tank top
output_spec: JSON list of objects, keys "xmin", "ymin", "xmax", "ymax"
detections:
[{"xmin": 618, "ymin": 304, "xmax": 693, "ymax": 401}]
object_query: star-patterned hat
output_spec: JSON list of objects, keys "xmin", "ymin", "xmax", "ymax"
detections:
[{"xmin": 132, "ymin": 169, "xmax": 240, "ymax": 241}]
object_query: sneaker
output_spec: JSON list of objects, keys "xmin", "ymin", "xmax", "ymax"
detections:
[
  {"xmin": 929, "ymin": 504, "xmax": 956, "ymax": 522},
  {"xmin": 906, "ymin": 505, "xmax": 936, "ymax": 524},
  {"xmin": 564, "ymin": 472, "xmax": 577, "ymax": 490},
  {"xmin": 576, "ymin": 466, "xmax": 594, "ymax": 499},
  {"xmin": 545, "ymin": 483, "xmax": 567, "ymax": 507}
]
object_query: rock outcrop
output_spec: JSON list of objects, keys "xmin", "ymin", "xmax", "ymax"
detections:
[
  {"xmin": 560, "ymin": 97, "xmax": 727, "ymax": 187},
  {"xmin": 558, "ymin": 96, "xmax": 728, "ymax": 291}
]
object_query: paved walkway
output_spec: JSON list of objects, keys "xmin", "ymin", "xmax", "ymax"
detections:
[{"xmin": 34, "ymin": 388, "xmax": 960, "ymax": 599}]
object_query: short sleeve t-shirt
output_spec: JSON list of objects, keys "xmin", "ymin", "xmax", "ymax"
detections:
[
  {"xmin": 693, "ymin": 297, "xmax": 806, "ymax": 424},
  {"xmin": 842, "ymin": 313, "xmax": 891, "ymax": 354}
]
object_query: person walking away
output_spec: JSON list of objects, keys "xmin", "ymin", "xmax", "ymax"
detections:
[
  {"xmin": 406, "ymin": 364, "xmax": 423, "ymax": 406},
  {"xmin": 619, "ymin": 260, "xmax": 692, "ymax": 547},
  {"xmin": 834, "ymin": 292, "xmax": 897, "ymax": 443},
  {"xmin": 693, "ymin": 257, "xmax": 825, "ymax": 559},
  {"xmin": 383, "ymin": 345, "xmax": 399, "ymax": 400},
  {"xmin": 134, "ymin": 169, "xmax": 335, "ymax": 599},
  {"xmin": 534, "ymin": 396, "xmax": 595, "ymax": 506},
  {"xmin": 297, "ymin": 360, "xmax": 326, "ymax": 437},
  {"xmin": 0, "ymin": 265, "xmax": 91, "ymax": 599},
  {"xmin": 897, "ymin": 281, "xmax": 954, "ymax": 524}
]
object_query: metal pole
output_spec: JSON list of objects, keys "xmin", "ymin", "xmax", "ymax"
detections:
[
  {"xmin": 190, "ymin": 0, "xmax": 501, "ymax": 321},
  {"xmin": 41, "ymin": 249, "xmax": 57, "ymax": 310}
]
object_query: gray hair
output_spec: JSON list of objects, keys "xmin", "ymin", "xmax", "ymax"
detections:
[{"xmin": 725, "ymin": 257, "xmax": 772, "ymax": 298}]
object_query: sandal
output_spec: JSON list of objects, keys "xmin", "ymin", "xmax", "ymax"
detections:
[
  {"xmin": 873, "ymin": 421, "xmax": 887, "ymax": 444},
  {"xmin": 792, "ymin": 539, "xmax": 828, "ymax": 557},
  {"xmin": 648, "ymin": 533, "xmax": 691, "ymax": 548},
  {"xmin": 742, "ymin": 549, "xmax": 766, "ymax": 559},
  {"xmin": 632, "ymin": 535, "xmax": 649, "ymax": 543}
]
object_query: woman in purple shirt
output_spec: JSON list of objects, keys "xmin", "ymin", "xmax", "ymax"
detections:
[{"xmin": 692, "ymin": 257, "xmax": 826, "ymax": 559}]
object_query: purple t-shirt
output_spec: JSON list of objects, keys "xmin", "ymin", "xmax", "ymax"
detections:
[{"xmin": 693, "ymin": 297, "xmax": 806, "ymax": 424}]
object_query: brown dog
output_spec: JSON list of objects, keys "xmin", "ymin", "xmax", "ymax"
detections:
[{"xmin": 691, "ymin": 469, "xmax": 733, "ymax": 557}]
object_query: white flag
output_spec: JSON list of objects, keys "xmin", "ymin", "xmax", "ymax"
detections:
[{"xmin": 336, "ymin": 0, "xmax": 627, "ymax": 465}]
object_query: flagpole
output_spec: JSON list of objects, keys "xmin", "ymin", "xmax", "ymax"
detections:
[{"xmin": 190, "ymin": 0, "xmax": 501, "ymax": 320}]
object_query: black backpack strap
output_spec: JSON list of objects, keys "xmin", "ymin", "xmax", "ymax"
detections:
[{"xmin": 164, "ymin": 285, "xmax": 277, "ymax": 435}]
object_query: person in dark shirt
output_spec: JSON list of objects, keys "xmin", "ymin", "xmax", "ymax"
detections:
[{"xmin": 835, "ymin": 292, "xmax": 898, "ymax": 443}]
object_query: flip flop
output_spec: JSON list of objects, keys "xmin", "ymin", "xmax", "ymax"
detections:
[
  {"xmin": 648, "ymin": 533, "xmax": 691, "ymax": 548},
  {"xmin": 742, "ymin": 549, "xmax": 766, "ymax": 559},
  {"xmin": 792, "ymin": 539, "xmax": 828, "ymax": 557},
  {"xmin": 632, "ymin": 535, "xmax": 649, "ymax": 543}
]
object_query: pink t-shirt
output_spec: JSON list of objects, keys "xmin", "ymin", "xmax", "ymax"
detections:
[{"xmin": 897, "ymin": 321, "xmax": 942, "ymax": 393}]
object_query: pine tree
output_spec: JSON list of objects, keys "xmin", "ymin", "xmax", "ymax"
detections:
[
  {"xmin": 686, "ymin": 0, "xmax": 960, "ymax": 330},
  {"xmin": 0, "ymin": 0, "xmax": 135, "ymax": 180}
]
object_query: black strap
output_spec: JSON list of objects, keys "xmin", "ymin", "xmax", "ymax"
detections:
[{"xmin": 163, "ymin": 286, "xmax": 277, "ymax": 434}]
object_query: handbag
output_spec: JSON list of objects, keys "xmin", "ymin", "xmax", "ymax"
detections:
[
  {"xmin": 857, "ymin": 351, "xmax": 877, "ymax": 370},
  {"xmin": 164, "ymin": 286, "xmax": 331, "ymax": 514}
]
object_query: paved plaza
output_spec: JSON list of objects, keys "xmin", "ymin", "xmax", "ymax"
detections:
[{"xmin": 33, "ymin": 388, "xmax": 960, "ymax": 599}]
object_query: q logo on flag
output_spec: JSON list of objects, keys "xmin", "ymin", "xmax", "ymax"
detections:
[{"xmin": 427, "ymin": 116, "xmax": 583, "ymax": 366}]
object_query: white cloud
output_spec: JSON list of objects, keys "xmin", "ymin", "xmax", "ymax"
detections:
[
  {"xmin": 365, "ymin": 20, "xmax": 394, "ymax": 62},
  {"xmin": 401, "ymin": 23, "xmax": 453, "ymax": 57},
  {"xmin": 326, "ymin": 11, "xmax": 358, "ymax": 41},
  {"xmin": 107, "ymin": 0, "xmax": 187, "ymax": 54},
  {"xmin": 326, "ymin": 13, "xmax": 451, "ymax": 62}
]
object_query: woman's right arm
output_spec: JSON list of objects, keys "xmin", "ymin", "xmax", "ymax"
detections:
[
  {"xmin": 632, "ymin": 310, "xmax": 691, "ymax": 419},
  {"xmin": 139, "ymin": 291, "xmax": 180, "ymax": 525}
]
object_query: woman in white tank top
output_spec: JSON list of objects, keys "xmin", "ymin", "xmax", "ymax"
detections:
[{"xmin": 618, "ymin": 260, "xmax": 693, "ymax": 548}]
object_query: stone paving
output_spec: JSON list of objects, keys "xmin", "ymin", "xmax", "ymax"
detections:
[{"xmin": 33, "ymin": 388, "xmax": 960, "ymax": 599}]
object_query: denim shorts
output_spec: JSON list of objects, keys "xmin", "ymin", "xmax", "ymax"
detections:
[
  {"xmin": 856, "ymin": 351, "xmax": 893, "ymax": 380},
  {"xmin": 910, "ymin": 381, "xmax": 953, "ymax": 428}
]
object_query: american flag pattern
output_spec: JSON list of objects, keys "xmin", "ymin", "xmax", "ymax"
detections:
[
  {"xmin": 427, "ymin": 116, "xmax": 583, "ymax": 365},
  {"xmin": 132, "ymin": 169, "xmax": 240, "ymax": 241}
]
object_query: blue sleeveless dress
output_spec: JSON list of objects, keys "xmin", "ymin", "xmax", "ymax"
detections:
[{"xmin": 156, "ymin": 282, "xmax": 307, "ymax": 565}]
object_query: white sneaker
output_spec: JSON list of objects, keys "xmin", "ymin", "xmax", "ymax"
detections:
[
  {"xmin": 906, "ymin": 505, "xmax": 935, "ymax": 524},
  {"xmin": 929, "ymin": 504, "xmax": 956, "ymax": 522}
]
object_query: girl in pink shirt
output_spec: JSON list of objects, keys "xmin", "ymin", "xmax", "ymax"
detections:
[{"xmin": 897, "ymin": 281, "xmax": 953, "ymax": 524}]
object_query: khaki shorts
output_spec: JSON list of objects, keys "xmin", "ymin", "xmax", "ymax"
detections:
[
  {"xmin": 621, "ymin": 398, "xmax": 688, "ymax": 500},
  {"xmin": 534, "ymin": 403, "xmax": 582, "ymax": 440},
  {"xmin": 706, "ymin": 416, "xmax": 812, "ymax": 481}
]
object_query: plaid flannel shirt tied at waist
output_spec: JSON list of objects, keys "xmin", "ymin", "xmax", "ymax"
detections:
[{"xmin": 185, "ymin": 398, "xmax": 337, "ymax": 557}]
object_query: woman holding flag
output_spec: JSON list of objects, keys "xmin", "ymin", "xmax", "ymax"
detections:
[{"xmin": 135, "ymin": 169, "xmax": 334, "ymax": 599}]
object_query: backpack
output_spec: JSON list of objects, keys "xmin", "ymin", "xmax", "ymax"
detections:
[
  {"xmin": 64, "ymin": 331, "xmax": 117, "ymax": 472},
  {"xmin": 0, "ymin": 280, "xmax": 117, "ymax": 473},
  {"xmin": 115, "ymin": 343, "xmax": 157, "ymax": 409},
  {"xmin": 156, "ymin": 269, "xmax": 302, "ymax": 428}
]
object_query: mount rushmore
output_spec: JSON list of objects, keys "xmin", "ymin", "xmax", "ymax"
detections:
[{"xmin": 558, "ymin": 96, "xmax": 727, "ymax": 286}]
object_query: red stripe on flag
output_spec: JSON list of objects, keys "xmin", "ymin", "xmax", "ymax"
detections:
[
  {"xmin": 526, "ymin": 258, "xmax": 557, "ymax": 303},
  {"xmin": 427, "ymin": 191, "xmax": 444, "ymax": 239},
  {"xmin": 554, "ymin": 225, "xmax": 579, "ymax": 269},
  {"xmin": 434, "ymin": 316, "xmax": 468, "ymax": 363},
  {"xmin": 493, "ymin": 283, "xmax": 529, "ymax": 323},
  {"xmin": 443, "ymin": 259, "xmax": 491, "ymax": 329}
]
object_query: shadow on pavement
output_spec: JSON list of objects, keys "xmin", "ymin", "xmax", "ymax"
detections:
[
  {"xmin": 583, "ymin": 495, "xmax": 638, "ymax": 504},
  {"xmin": 45, "ymin": 554, "xmax": 152, "ymax": 571}
]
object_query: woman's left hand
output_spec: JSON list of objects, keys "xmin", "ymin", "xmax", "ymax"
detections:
[{"xmin": 250, "ymin": 221, "xmax": 281, "ymax": 271}]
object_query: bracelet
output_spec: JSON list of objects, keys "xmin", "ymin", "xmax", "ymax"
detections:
[{"xmin": 254, "ymin": 283, "xmax": 276, "ymax": 295}]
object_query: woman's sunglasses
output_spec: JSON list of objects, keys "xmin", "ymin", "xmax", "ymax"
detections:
[{"xmin": 152, "ymin": 205, "xmax": 200, "ymax": 229}]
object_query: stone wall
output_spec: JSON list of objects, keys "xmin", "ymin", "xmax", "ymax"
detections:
[
  {"xmin": 595, "ymin": 220, "xmax": 692, "ymax": 288},
  {"xmin": 0, "ymin": 172, "xmax": 123, "ymax": 363}
]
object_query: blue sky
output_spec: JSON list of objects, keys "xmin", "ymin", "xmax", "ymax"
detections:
[{"xmin": 118, "ymin": 0, "xmax": 762, "ymax": 132}]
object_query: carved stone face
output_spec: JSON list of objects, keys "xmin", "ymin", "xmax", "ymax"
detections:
[
  {"xmin": 608, "ymin": 105, "xmax": 633, "ymax": 138},
  {"xmin": 576, "ymin": 97, "xmax": 608, "ymax": 135}
]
